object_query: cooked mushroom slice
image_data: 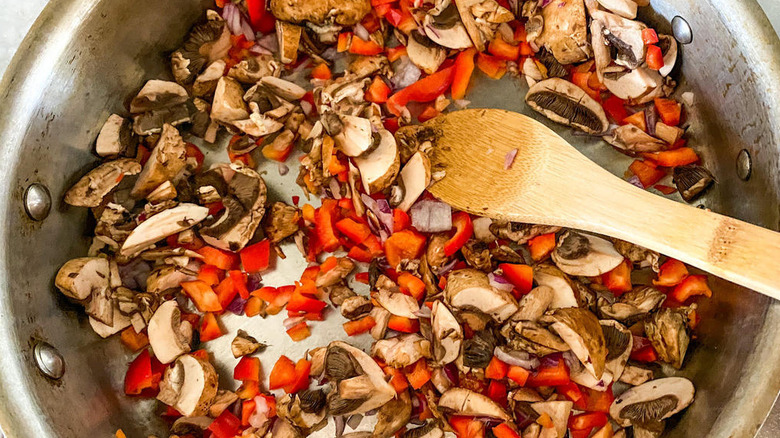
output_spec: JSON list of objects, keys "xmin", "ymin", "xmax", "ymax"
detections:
[
  {"xmin": 502, "ymin": 320, "xmax": 570, "ymax": 356},
  {"xmin": 431, "ymin": 301, "xmax": 463, "ymax": 365},
  {"xmin": 89, "ymin": 307, "xmax": 132, "ymax": 338},
  {"xmin": 525, "ymin": 78, "xmax": 609, "ymax": 134},
  {"xmin": 146, "ymin": 265, "xmax": 197, "ymax": 294},
  {"xmin": 211, "ymin": 76, "xmax": 249, "ymax": 124},
  {"xmin": 605, "ymin": 124, "xmax": 668, "ymax": 153},
  {"xmin": 157, "ymin": 354, "xmax": 219, "ymax": 417},
  {"xmin": 513, "ymin": 286, "xmax": 554, "ymax": 322},
  {"xmin": 276, "ymin": 21, "xmax": 303, "ymax": 65},
  {"xmin": 461, "ymin": 240, "xmax": 491, "ymax": 271},
  {"xmin": 533, "ymin": 264, "xmax": 577, "ymax": 309},
  {"xmin": 403, "ymin": 421, "xmax": 444, "ymax": 438},
  {"xmin": 190, "ymin": 59, "xmax": 226, "ymax": 97},
  {"xmin": 489, "ymin": 221, "xmax": 560, "ymax": 245},
  {"xmin": 375, "ymin": 288, "xmax": 420, "ymax": 319},
  {"xmin": 147, "ymin": 181, "xmax": 178, "ymax": 204},
  {"xmin": 596, "ymin": 0, "xmax": 637, "ymax": 18},
  {"xmin": 461, "ymin": 329, "xmax": 496, "ymax": 368},
  {"xmin": 55, "ymin": 257, "xmax": 109, "ymax": 301},
  {"xmin": 278, "ymin": 392, "xmax": 328, "ymax": 431},
  {"xmin": 269, "ymin": 418, "xmax": 303, "ymax": 438},
  {"xmin": 170, "ymin": 416, "xmax": 212, "ymax": 434},
  {"xmin": 130, "ymin": 124, "xmax": 188, "ymax": 199},
  {"xmin": 602, "ymin": 68, "xmax": 663, "ymax": 101},
  {"xmin": 270, "ymin": 0, "xmax": 371, "ymax": 26},
  {"xmin": 598, "ymin": 286, "xmax": 666, "ymax": 323},
  {"xmin": 263, "ymin": 202, "xmax": 301, "ymax": 243},
  {"xmin": 406, "ymin": 33, "xmax": 447, "ymax": 75},
  {"xmin": 612, "ymin": 239, "xmax": 660, "ymax": 271},
  {"xmin": 374, "ymin": 389, "xmax": 412, "ymax": 438},
  {"xmin": 369, "ymin": 307, "xmax": 391, "ymax": 340},
  {"xmin": 324, "ymin": 281, "xmax": 358, "ymax": 307},
  {"xmin": 644, "ymin": 307, "xmax": 691, "ymax": 369},
  {"xmin": 148, "ymin": 301, "xmax": 193, "ymax": 364},
  {"xmin": 316, "ymin": 258, "xmax": 355, "ymax": 287},
  {"xmin": 445, "ymin": 269, "xmax": 518, "ymax": 323},
  {"xmin": 591, "ymin": 11, "xmax": 646, "ymax": 69},
  {"xmin": 261, "ymin": 76, "xmax": 307, "ymax": 101},
  {"xmin": 422, "ymin": 3, "xmax": 474, "ymax": 50},
  {"xmin": 372, "ymin": 334, "xmax": 432, "ymax": 367},
  {"xmin": 120, "ymin": 203, "xmax": 208, "ymax": 256},
  {"xmin": 438, "ymin": 388, "xmax": 512, "ymax": 421},
  {"xmin": 228, "ymin": 54, "xmax": 278, "ymax": 84},
  {"xmin": 171, "ymin": 21, "xmax": 231, "ymax": 85},
  {"xmin": 531, "ymin": 401, "xmax": 573, "ymax": 438},
  {"xmin": 536, "ymin": 0, "xmax": 588, "ymax": 64},
  {"xmin": 354, "ymin": 129, "xmax": 400, "ymax": 194},
  {"xmin": 673, "ymin": 165, "xmax": 715, "ymax": 203},
  {"xmin": 551, "ymin": 231, "xmax": 624, "ymax": 277},
  {"xmin": 348, "ymin": 55, "xmax": 390, "ymax": 78},
  {"xmin": 64, "ymin": 159, "xmax": 142, "ymax": 208},
  {"xmin": 208, "ymin": 390, "xmax": 239, "ymax": 417},
  {"xmin": 600, "ymin": 320, "xmax": 632, "ymax": 380},
  {"xmin": 231, "ymin": 329, "xmax": 265, "ymax": 358},
  {"xmin": 334, "ymin": 115, "xmax": 373, "ymax": 157},
  {"xmin": 610, "ymin": 377, "xmax": 695, "ymax": 431},
  {"xmin": 96, "ymin": 115, "xmax": 136, "ymax": 158},
  {"xmin": 658, "ymin": 35, "xmax": 678, "ymax": 77},
  {"xmin": 325, "ymin": 341, "xmax": 395, "ymax": 415},
  {"xmin": 130, "ymin": 80, "xmax": 189, "ymax": 114},
  {"xmin": 545, "ymin": 308, "xmax": 607, "ymax": 379},
  {"xmin": 620, "ymin": 364, "xmax": 654, "ymax": 386},
  {"xmin": 341, "ymin": 295, "xmax": 373, "ymax": 320},
  {"xmin": 200, "ymin": 165, "xmax": 268, "ymax": 252},
  {"xmin": 396, "ymin": 151, "xmax": 432, "ymax": 212}
]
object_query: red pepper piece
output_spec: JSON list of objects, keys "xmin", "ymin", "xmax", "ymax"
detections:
[
  {"xmin": 124, "ymin": 349, "xmax": 153, "ymax": 395},
  {"xmin": 316, "ymin": 199, "xmax": 341, "ymax": 252},
  {"xmin": 335, "ymin": 218, "xmax": 372, "ymax": 244},
  {"xmin": 527, "ymin": 357, "xmax": 570, "ymax": 387},
  {"xmin": 387, "ymin": 66, "xmax": 456, "ymax": 116},
  {"xmin": 485, "ymin": 356, "xmax": 509, "ymax": 380},
  {"xmin": 181, "ymin": 280, "xmax": 223, "ymax": 312},
  {"xmin": 450, "ymin": 416, "xmax": 485, "ymax": 438},
  {"xmin": 528, "ymin": 233, "xmax": 557, "ymax": 261},
  {"xmin": 642, "ymin": 28, "xmax": 659, "ymax": 44},
  {"xmin": 557, "ymin": 381, "xmax": 584, "ymax": 403},
  {"xmin": 197, "ymin": 264, "xmax": 223, "ymax": 286},
  {"xmin": 499, "ymin": 263, "xmax": 533, "ymax": 296},
  {"xmin": 393, "ymin": 208, "xmax": 411, "ymax": 231},
  {"xmin": 196, "ymin": 246, "xmax": 238, "ymax": 270},
  {"xmin": 349, "ymin": 36, "xmax": 384, "ymax": 55},
  {"xmin": 493, "ymin": 423, "xmax": 521, "ymax": 438},
  {"xmin": 245, "ymin": 0, "xmax": 275, "ymax": 34},
  {"xmin": 208, "ymin": 409, "xmax": 241, "ymax": 438},
  {"xmin": 643, "ymin": 147, "xmax": 699, "ymax": 167},
  {"xmin": 405, "ymin": 359, "xmax": 432, "ymax": 389},
  {"xmin": 366, "ymin": 76, "xmax": 391, "ymax": 103},
  {"xmin": 487, "ymin": 380, "xmax": 508, "ymax": 407},
  {"xmin": 269, "ymin": 355, "xmax": 297, "ymax": 389},
  {"xmin": 646, "ymin": 45, "xmax": 665, "ymax": 70},
  {"xmin": 240, "ymin": 239, "xmax": 271, "ymax": 273},
  {"xmin": 199, "ymin": 312, "xmax": 224, "ymax": 342},
  {"xmin": 507, "ymin": 365, "xmax": 531, "ymax": 386},
  {"xmin": 387, "ymin": 315, "xmax": 420, "ymax": 333},
  {"xmin": 671, "ymin": 274, "xmax": 712, "ymax": 302},
  {"xmin": 654, "ymin": 98, "xmax": 682, "ymax": 126},
  {"xmin": 284, "ymin": 359, "xmax": 312, "ymax": 393},
  {"xmin": 601, "ymin": 258, "xmax": 633, "ymax": 296},
  {"xmin": 602, "ymin": 95, "xmax": 629, "ymax": 123},
  {"xmin": 452, "ymin": 48, "xmax": 477, "ymax": 100},
  {"xmin": 398, "ymin": 272, "xmax": 426, "ymax": 301},
  {"xmin": 573, "ymin": 386, "xmax": 615, "ymax": 413},
  {"xmin": 384, "ymin": 229, "xmax": 427, "ymax": 268},
  {"xmin": 654, "ymin": 258, "xmax": 689, "ymax": 286},
  {"xmin": 310, "ymin": 63, "xmax": 332, "ymax": 80},
  {"xmin": 286, "ymin": 321, "xmax": 312, "ymax": 341},
  {"xmin": 443, "ymin": 212, "xmax": 473, "ymax": 256},
  {"xmin": 569, "ymin": 412, "xmax": 608, "ymax": 432},
  {"xmin": 343, "ymin": 315, "xmax": 377, "ymax": 336},
  {"xmin": 629, "ymin": 159, "xmax": 666, "ymax": 188},
  {"xmin": 476, "ymin": 53, "xmax": 507, "ymax": 79},
  {"xmin": 234, "ymin": 356, "xmax": 261, "ymax": 382}
]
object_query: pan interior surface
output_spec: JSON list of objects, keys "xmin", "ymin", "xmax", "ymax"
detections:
[{"xmin": 0, "ymin": 0, "xmax": 778, "ymax": 436}]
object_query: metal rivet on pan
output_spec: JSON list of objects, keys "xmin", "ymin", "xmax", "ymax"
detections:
[
  {"xmin": 736, "ymin": 149, "xmax": 752, "ymax": 181},
  {"xmin": 23, "ymin": 183, "xmax": 52, "ymax": 221},
  {"xmin": 672, "ymin": 16, "xmax": 693, "ymax": 44},
  {"xmin": 34, "ymin": 341, "xmax": 64, "ymax": 380}
]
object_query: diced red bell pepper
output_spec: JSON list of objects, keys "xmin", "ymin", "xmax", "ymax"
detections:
[
  {"xmin": 630, "ymin": 335, "xmax": 658, "ymax": 363},
  {"xmin": 387, "ymin": 66, "xmax": 455, "ymax": 116},
  {"xmin": 287, "ymin": 290, "xmax": 327, "ymax": 313},
  {"xmin": 349, "ymin": 36, "xmax": 384, "ymax": 55},
  {"xmin": 527, "ymin": 357, "xmax": 570, "ymax": 387},
  {"xmin": 642, "ymin": 28, "xmax": 659, "ymax": 45},
  {"xmin": 654, "ymin": 98, "xmax": 682, "ymax": 126},
  {"xmin": 284, "ymin": 359, "xmax": 312, "ymax": 394},
  {"xmin": 488, "ymin": 36, "xmax": 521, "ymax": 61},
  {"xmin": 386, "ymin": 45, "xmax": 408, "ymax": 62},
  {"xmin": 629, "ymin": 159, "xmax": 667, "ymax": 188},
  {"xmin": 417, "ymin": 104, "xmax": 440, "ymax": 123},
  {"xmin": 184, "ymin": 143, "xmax": 205, "ymax": 173},
  {"xmin": 335, "ymin": 218, "xmax": 372, "ymax": 244},
  {"xmin": 654, "ymin": 184, "xmax": 677, "ymax": 195},
  {"xmin": 643, "ymin": 147, "xmax": 699, "ymax": 167},
  {"xmin": 499, "ymin": 263, "xmax": 533, "ymax": 296},
  {"xmin": 646, "ymin": 45, "xmax": 664, "ymax": 70},
  {"xmin": 286, "ymin": 321, "xmax": 311, "ymax": 341},
  {"xmin": 199, "ymin": 312, "xmax": 224, "ymax": 342},
  {"xmin": 602, "ymin": 95, "xmax": 629, "ymax": 123},
  {"xmin": 181, "ymin": 280, "xmax": 223, "ymax": 312},
  {"xmin": 198, "ymin": 264, "xmax": 223, "ymax": 286},
  {"xmin": 476, "ymin": 53, "xmax": 507, "ymax": 79},
  {"xmin": 384, "ymin": 229, "xmax": 427, "ymax": 268},
  {"xmin": 120, "ymin": 327, "xmax": 149, "ymax": 352},
  {"xmin": 320, "ymin": 256, "xmax": 338, "ymax": 273},
  {"xmin": 569, "ymin": 412, "xmax": 608, "ymax": 432},
  {"xmin": 269, "ymin": 355, "xmax": 297, "ymax": 390},
  {"xmin": 671, "ymin": 274, "xmax": 712, "ymax": 302},
  {"xmin": 240, "ymin": 239, "xmax": 271, "ymax": 273},
  {"xmin": 393, "ymin": 208, "xmax": 411, "ymax": 231},
  {"xmin": 208, "ymin": 409, "xmax": 241, "ymax": 438},
  {"xmin": 311, "ymin": 63, "xmax": 332, "ymax": 80},
  {"xmin": 316, "ymin": 199, "xmax": 341, "ymax": 252},
  {"xmin": 654, "ymin": 258, "xmax": 689, "ymax": 286},
  {"xmin": 487, "ymin": 380, "xmax": 508, "ymax": 406},
  {"xmin": 262, "ymin": 137, "xmax": 295, "ymax": 162},
  {"xmin": 229, "ymin": 270, "xmax": 249, "ymax": 299},
  {"xmin": 215, "ymin": 276, "xmax": 237, "ymax": 310},
  {"xmin": 485, "ymin": 356, "xmax": 509, "ymax": 380},
  {"xmin": 366, "ymin": 76, "xmax": 391, "ymax": 103},
  {"xmin": 387, "ymin": 315, "xmax": 420, "ymax": 333},
  {"xmin": 384, "ymin": 366, "xmax": 410, "ymax": 393},
  {"xmin": 301, "ymin": 204, "xmax": 316, "ymax": 223},
  {"xmin": 557, "ymin": 381, "xmax": 584, "ymax": 403},
  {"xmin": 363, "ymin": 233, "xmax": 385, "ymax": 257},
  {"xmin": 601, "ymin": 258, "xmax": 633, "ymax": 296},
  {"xmin": 343, "ymin": 315, "xmax": 377, "ymax": 336},
  {"xmin": 450, "ymin": 416, "xmax": 485, "ymax": 438},
  {"xmin": 337, "ymin": 32, "xmax": 352, "ymax": 52},
  {"xmin": 241, "ymin": 399, "xmax": 256, "ymax": 427},
  {"xmin": 492, "ymin": 423, "xmax": 521, "ymax": 438},
  {"xmin": 452, "ymin": 48, "xmax": 476, "ymax": 100},
  {"xmin": 513, "ymin": 21, "xmax": 528, "ymax": 42},
  {"xmin": 245, "ymin": 296, "xmax": 265, "ymax": 317},
  {"xmin": 571, "ymin": 71, "xmax": 601, "ymax": 102},
  {"xmin": 528, "ymin": 233, "xmax": 557, "ymax": 261},
  {"xmin": 398, "ymin": 272, "xmax": 426, "ymax": 301},
  {"xmin": 507, "ymin": 365, "xmax": 531, "ymax": 386},
  {"xmin": 246, "ymin": 0, "xmax": 275, "ymax": 34},
  {"xmin": 622, "ymin": 111, "xmax": 647, "ymax": 131},
  {"xmin": 355, "ymin": 272, "xmax": 370, "ymax": 284},
  {"xmin": 197, "ymin": 246, "xmax": 238, "ymax": 270},
  {"xmin": 347, "ymin": 245, "xmax": 374, "ymax": 263},
  {"xmin": 124, "ymin": 349, "xmax": 153, "ymax": 395},
  {"xmin": 573, "ymin": 386, "xmax": 615, "ymax": 413},
  {"xmin": 234, "ymin": 356, "xmax": 261, "ymax": 382},
  {"xmin": 405, "ymin": 359, "xmax": 432, "ymax": 389},
  {"xmin": 443, "ymin": 212, "xmax": 473, "ymax": 256}
]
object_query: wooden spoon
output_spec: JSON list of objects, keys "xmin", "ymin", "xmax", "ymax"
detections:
[{"xmin": 425, "ymin": 109, "xmax": 780, "ymax": 299}]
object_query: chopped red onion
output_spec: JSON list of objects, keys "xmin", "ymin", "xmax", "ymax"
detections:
[
  {"xmin": 645, "ymin": 104, "xmax": 658, "ymax": 136},
  {"xmin": 493, "ymin": 347, "xmax": 540, "ymax": 370},
  {"xmin": 425, "ymin": 25, "xmax": 442, "ymax": 39},
  {"xmin": 240, "ymin": 20, "xmax": 256, "ymax": 41},
  {"xmin": 226, "ymin": 294, "xmax": 248, "ymax": 315},
  {"xmin": 414, "ymin": 306, "xmax": 432, "ymax": 319},
  {"xmin": 300, "ymin": 100, "xmax": 313, "ymax": 116},
  {"xmin": 346, "ymin": 414, "xmax": 363, "ymax": 429},
  {"xmin": 443, "ymin": 364, "xmax": 460, "ymax": 386},
  {"xmin": 438, "ymin": 258, "xmax": 458, "ymax": 276},
  {"xmin": 293, "ymin": 58, "xmax": 313, "ymax": 73},
  {"xmin": 321, "ymin": 47, "xmax": 340, "ymax": 61},
  {"xmin": 333, "ymin": 416, "xmax": 346, "ymax": 437},
  {"xmin": 410, "ymin": 199, "xmax": 452, "ymax": 232},
  {"xmin": 249, "ymin": 44, "xmax": 272, "ymax": 55},
  {"xmin": 283, "ymin": 316, "xmax": 305, "ymax": 329},
  {"xmin": 391, "ymin": 57, "xmax": 422, "ymax": 90},
  {"xmin": 257, "ymin": 33, "xmax": 278, "ymax": 52},
  {"xmin": 488, "ymin": 272, "xmax": 515, "ymax": 293},
  {"xmin": 246, "ymin": 273, "xmax": 263, "ymax": 291},
  {"xmin": 361, "ymin": 194, "xmax": 394, "ymax": 234},
  {"xmin": 354, "ymin": 23, "xmax": 370, "ymax": 42},
  {"xmin": 329, "ymin": 179, "xmax": 342, "ymax": 199},
  {"xmin": 562, "ymin": 350, "xmax": 579, "ymax": 371},
  {"xmin": 627, "ymin": 175, "xmax": 644, "ymax": 189},
  {"xmin": 278, "ymin": 162, "xmax": 290, "ymax": 176},
  {"xmin": 497, "ymin": 23, "xmax": 514, "ymax": 42},
  {"xmin": 504, "ymin": 148, "xmax": 519, "ymax": 170},
  {"xmin": 249, "ymin": 395, "xmax": 273, "ymax": 428}
]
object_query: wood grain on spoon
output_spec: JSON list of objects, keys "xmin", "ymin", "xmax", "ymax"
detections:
[{"xmin": 426, "ymin": 109, "xmax": 780, "ymax": 299}]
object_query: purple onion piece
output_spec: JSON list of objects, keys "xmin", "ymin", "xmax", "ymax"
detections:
[
  {"xmin": 354, "ymin": 23, "xmax": 370, "ymax": 41},
  {"xmin": 361, "ymin": 194, "xmax": 394, "ymax": 234},
  {"xmin": 488, "ymin": 273, "xmax": 515, "ymax": 293},
  {"xmin": 645, "ymin": 103, "xmax": 658, "ymax": 136},
  {"xmin": 246, "ymin": 273, "xmax": 263, "ymax": 291},
  {"xmin": 504, "ymin": 148, "xmax": 519, "ymax": 170},
  {"xmin": 226, "ymin": 294, "xmax": 248, "ymax": 315},
  {"xmin": 283, "ymin": 316, "xmax": 305, "ymax": 329},
  {"xmin": 334, "ymin": 416, "xmax": 346, "ymax": 437},
  {"xmin": 410, "ymin": 199, "xmax": 452, "ymax": 233},
  {"xmin": 627, "ymin": 175, "xmax": 644, "ymax": 189},
  {"xmin": 438, "ymin": 258, "xmax": 458, "ymax": 276},
  {"xmin": 493, "ymin": 346, "xmax": 540, "ymax": 370},
  {"xmin": 443, "ymin": 363, "xmax": 460, "ymax": 386}
]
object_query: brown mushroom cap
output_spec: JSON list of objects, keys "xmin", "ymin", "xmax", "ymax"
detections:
[
  {"xmin": 546, "ymin": 307, "xmax": 607, "ymax": 379},
  {"xmin": 148, "ymin": 301, "xmax": 193, "ymax": 364},
  {"xmin": 64, "ymin": 159, "xmax": 141, "ymax": 208},
  {"xmin": 526, "ymin": 78, "xmax": 609, "ymax": 135},
  {"xmin": 55, "ymin": 257, "xmax": 110, "ymax": 301},
  {"xmin": 270, "ymin": 0, "xmax": 371, "ymax": 26},
  {"xmin": 438, "ymin": 387, "xmax": 512, "ymax": 421},
  {"xmin": 131, "ymin": 124, "xmax": 188, "ymax": 199},
  {"xmin": 537, "ymin": 0, "xmax": 589, "ymax": 64},
  {"xmin": 445, "ymin": 269, "xmax": 519, "ymax": 323},
  {"xmin": 354, "ymin": 129, "xmax": 400, "ymax": 194},
  {"xmin": 158, "ymin": 354, "xmax": 219, "ymax": 417},
  {"xmin": 120, "ymin": 203, "xmax": 209, "ymax": 256}
]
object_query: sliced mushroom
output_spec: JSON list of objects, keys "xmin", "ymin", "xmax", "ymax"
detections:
[
  {"xmin": 591, "ymin": 11, "xmax": 646, "ymax": 69},
  {"xmin": 148, "ymin": 301, "xmax": 193, "ymax": 364},
  {"xmin": 431, "ymin": 301, "xmax": 463, "ymax": 365},
  {"xmin": 531, "ymin": 401, "xmax": 573, "ymax": 438},
  {"xmin": 170, "ymin": 416, "xmax": 212, "ymax": 434},
  {"xmin": 644, "ymin": 307, "xmax": 691, "ymax": 369},
  {"xmin": 212, "ymin": 76, "xmax": 250, "ymax": 125},
  {"xmin": 603, "ymin": 68, "xmax": 663, "ymax": 101},
  {"xmin": 270, "ymin": 0, "xmax": 371, "ymax": 26},
  {"xmin": 369, "ymin": 307, "xmax": 391, "ymax": 340},
  {"xmin": 462, "ymin": 329, "xmax": 496, "ymax": 368},
  {"xmin": 461, "ymin": 240, "xmax": 491, "ymax": 271},
  {"xmin": 453, "ymin": 0, "xmax": 486, "ymax": 51},
  {"xmin": 596, "ymin": 0, "xmax": 637, "ymax": 18},
  {"xmin": 545, "ymin": 308, "xmax": 607, "ymax": 379},
  {"xmin": 533, "ymin": 264, "xmax": 577, "ymax": 309},
  {"xmin": 277, "ymin": 21, "xmax": 303, "ymax": 64},
  {"xmin": 537, "ymin": 0, "xmax": 589, "ymax": 64},
  {"xmin": 130, "ymin": 80, "xmax": 189, "ymax": 114},
  {"xmin": 263, "ymin": 202, "xmax": 301, "ymax": 243},
  {"xmin": 396, "ymin": 151, "xmax": 432, "ymax": 212},
  {"xmin": 316, "ymin": 258, "xmax": 355, "ymax": 287},
  {"xmin": 403, "ymin": 421, "xmax": 444, "ymax": 438},
  {"xmin": 354, "ymin": 129, "xmax": 400, "ymax": 194},
  {"xmin": 131, "ymin": 124, "xmax": 188, "ymax": 199},
  {"xmin": 64, "ymin": 159, "xmax": 142, "ymax": 208},
  {"xmin": 147, "ymin": 181, "xmax": 178, "ymax": 204},
  {"xmin": 374, "ymin": 288, "xmax": 420, "ymax": 319},
  {"xmin": 438, "ymin": 388, "xmax": 512, "ymax": 421},
  {"xmin": 261, "ymin": 76, "xmax": 307, "ymax": 101},
  {"xmin": 334, "ymin": 115, "xmax": 373, "ymax": 157},
  {"xmin": 157, "ymin": 354, "xmax": 219, "ymax": 417},
  {"xmin": 673, "ymin": 165, "xmax": 714, "ymax": 203},
  {"xmin": 513, "ymin": 286, "xmax": 554, "ymax": 322},
  {"xmin": 89, "ymin": 307, "xmax": 132, "ymax": 338},
  {"xmin": 120, "ymin": 203, "xmax": 208, "ymax": 256},
  {"xmin": 551, "ymin": 231, "xmax": 624, "ymax": 277},
  {"xmin": 526, "ymin": 78, "xmax": 609, "ymax": 135},
  {"xmin": 209, "ymin": 390, "xmax": 240, "ymax": 417},
  {"xmin": 146, "ymin": 265, "xmax": 198, "ymax": 294},
  {"xmin": 55, "ymin": 257, "xmax": 110, "ymax": 301},
  {"xmin": 341, "ymin": 295, "xmax": 373, "ymax": 320},
  {"xmin": 444, "ymin": 269, "xmax": 518, "ymax": 323},
  {"xmin": 324, "ymin": 341, "xmax": 395, "ymax": 415},
  {"xmin": 231, "ymin": 329, "xmax": 265, "ymax": 358},
  {"xmin": 407, "ymin": 33, "xmax": 447, "ymax": 75},
  {"xmin": 171, "ymin": 21, "xmax": 231, "ymax": 85},
  {"xmin": 229, "ymin": 55, "xmax": 278, "ymax": 84},
  {"xmin": 502, "ymin": 320, "xmax": 570, "ymax": 356},
  {"xmin": 372, "ymin": 334, "xmax": 432, "ymax": 368},
  {"xmin": 489, "ymin": 221, "xmax": 560, "ymax": 245},
  {"xmin": 96, "ymin": 115, "xmax": 136, "ymax": 158},
  {"xmin": 605, "ymin": 124, "xmax": 668, "ymax": 153},
  {"xmin": 610, "ymin": 377, "xmax": 695, "ymax": 429},
  {"xmin": 612, "ymin": 239, "xmax": 660, "ymax": 271},
  {"xmin": 191, "ymin": 59, "xmax": 226, "ymax": 97},
  {"xmin": 277, "ymin": 392, "xmax": 328, "ymax": 432},
  {"xmin": 598, "ymin": 286, "xmax": 666, "ymax": 323},
  {"xmin": 601, "ymin": 320, "xmax": 632, "ymax": 381},
  {"xmin": 421, "ymin": 7, "xmax": 473, "ymax": 51},
  {"xmin": 658, "ymin": 35, "xmax": 678, "ymax": 77}
]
